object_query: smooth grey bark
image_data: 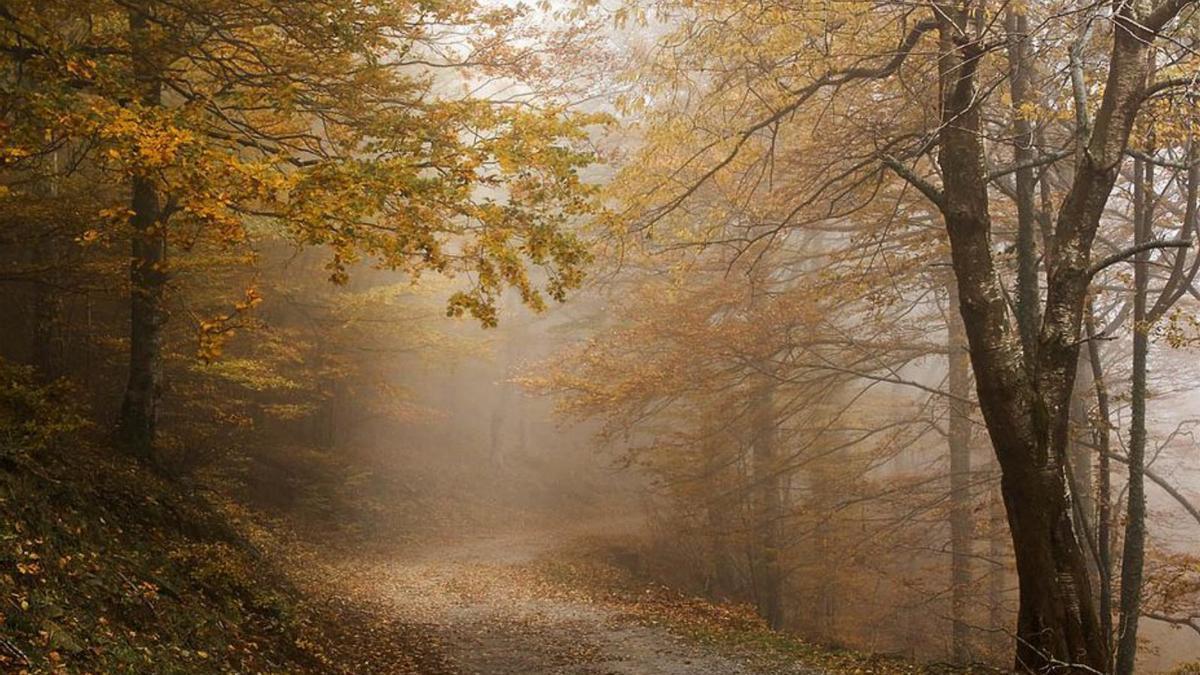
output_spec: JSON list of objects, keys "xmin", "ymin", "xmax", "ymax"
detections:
[{"xmin": 1069, "ymin": 357, "xmax": 1095, "ymax": 530}]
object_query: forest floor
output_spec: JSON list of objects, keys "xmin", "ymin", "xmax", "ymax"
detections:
[{"xmin": 297, "ymin": 523, "xmax": 969, "ymax": 675}]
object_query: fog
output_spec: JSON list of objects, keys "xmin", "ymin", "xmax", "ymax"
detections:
[{"xmin": 2, "ymin": 1, "xmax": 1200, "ymax": 674}]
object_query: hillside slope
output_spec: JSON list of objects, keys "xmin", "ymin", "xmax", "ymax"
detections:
[{"xmin": 0, "ymin": 361, "xmax": 447, "ymax": 674}]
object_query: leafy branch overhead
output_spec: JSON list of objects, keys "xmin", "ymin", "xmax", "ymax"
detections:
[{"xmin": 2, "ymin": 0, "xmax": 607, "ymax": 323}]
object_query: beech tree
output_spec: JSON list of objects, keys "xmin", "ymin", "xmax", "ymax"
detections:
[
  {"xmin": 2, "ymin": 0, "xmax": 601, "ymax": 463},
  {"xmin": 923, "ymin": 4, "xmax": 1195, "ymax": 670},
  {"xmin": 605, "ymin": 0, "xmax": 1200, "ymax": 670}
]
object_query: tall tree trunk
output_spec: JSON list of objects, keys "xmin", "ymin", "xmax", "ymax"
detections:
[
  {"xmin": 489, "ymin": 404, "xmax": 505, "ymax": 469},
  {"xmin": 750, "ymin": 376, "xmax": 783, "ymax": 630},
  {"xmin": 30, "ymin": 150, "xmax": 64, "ymax": 380},
  {"xmin": 118, "ymin": 5, "xmax": 168, "ymax": 462},
  {"xmin": 1085, "ymin": 303, "xmax": 1115, "ymax": 663},
  {"xmin": 706, "ymin": 501, "xmax": 738, "ymax": 600},
  {"xmin": 1069, "ymin": 357, "xmax": 1095, "ymax": 531},
  {"xmin": 30, "ymin": 240, "xmax": 64, "ymax": 380},
  {"xmin": 936, "ymin": 18, "xmax": 1106, "ymax": 668},
  {"xmin": 120, "ymin": 174, "xmax": 168, "ymax": 461},
  {"xmin": 1114, "ymin": 152, "xmax": 1153, "ymax": 675},
  {"xmin": 987, "ymin": 474, "xmax": 1008, "ymax": 649},
  {"xmin": 946, "ymin": 276, "xmax": 973, "ymax": 662},
  {"xmin": 1114, "ymin": 130, "xmax": 1200, "ymax": 675},
  {"xmin": 1006, "ymin": 7, "xmax": 1041, "ymax": 358},
  {"xmin": 926, "ymin": 2, "xmax": 1180, "ymax": 666},
  {"xmin": 998, "ymin": 453, "xmax": 1103, "ymax": 672},
  {"xmin": 809, "ymin": 455, "xmax": 837, "ymax": 641},
  {"xmin": 702, "ymin": 434, "xmax": 738, "ymax": 600}
]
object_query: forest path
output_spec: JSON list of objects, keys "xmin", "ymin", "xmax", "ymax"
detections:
[{"xmin": 321, "ymin": 526, "xmax": 810, "ymax": 675}]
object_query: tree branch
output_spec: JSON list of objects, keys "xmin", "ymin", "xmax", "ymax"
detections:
[
  {"xmin": 988, "ymin": 149, "xmax": 1074, "ymax": 182},
  {"xmin": 1144, "ymin": 0, "xmax": 1200, "ymax": 33},
  {"xmin": 881, "ymin": 155, "xmax": 944, "ymax": 209},
  {"xmin": 639, "ymin": 18, "xmax": 938, "ymax": 228},
  {"xmin": 1143, "ymin": 75, "xmax": 1200, "ymax": 100},
  {"xmin": 1087, "ymin": 239, "xmax": 1193, "ymax": 279},
  {"xmin": 1143, "ymin": 612, "xmax": 1200, "ymax": 637},
  {"xmin": 1106, "ymin": 451, "xmax": 1200, "ymax": 526},
  {"xmin": 1124, "ymin": 148, "xmax": 1198, "ymax": 170}
]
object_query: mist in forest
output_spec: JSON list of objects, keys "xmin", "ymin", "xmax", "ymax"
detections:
[{"xmin": 3, "ymin": 1, "xmax": 1200, "ymax": 674}]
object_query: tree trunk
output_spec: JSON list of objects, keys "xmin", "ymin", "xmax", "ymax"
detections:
[
  {"xmin": 119, "ymin": 172, "xmax": 168, "ymax": 461},
  {"xmin": 703, "ymin": 436, "xmax": 738, "ymax": 600},
  {"xmin": 929, "ymin": 3, "xmax": 1173, "ymax": 667},
  {"xmin": 936, "ymin": 26, "xmax": 1107, "ymax": 673},
  {"xmin": 30, "ymin": 151, "xmax": 65, "ymax": 380},
  {"xmin": 750, "ymin": 377, "xmax": 783, "ymax": 630},
  {"xmin": 1006, "ymin": 8, "xmax": 1041, "ymax": 359},
  {"xmin": 31, "ymin": 241, "xmax": 64, "ymax": 380},
  {"xmin": 809, "ymin": 455, "xmax": 837, "ymax": 641},
  {"xmin": 999, "ymin": 458, "xmax": 1105, "ymax": 672},
  {"xmin": 1069, "ymin": 357, "xmax": 1095, "ymax": 531},
  {"xmin": 987, "ymin": 475, "xmax": 1008, "ymax": 648},
  {"xmin": 1114, "ymin": 106, "xmax": 1199, "ymax": 675},
  {"xmin": 1114, "ymin": 153, "xmax": 1153, "ymax": 675},
  {"xmin": 946, "ymin": 275, "xmax": 973, "ymax": 662},
  {"xmin": 118, "ymin": 5, "xmax": 168, "ymax": 462},
  {"xmin": 1085, "ymin": 303, "xmax": 1115, "ymax": 662},
  {"xmin": 489, "ymin": 404, "xmax": 505, "ymax": 470}
]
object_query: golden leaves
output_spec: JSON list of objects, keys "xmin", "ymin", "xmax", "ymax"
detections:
[
  {"xmin": 3, "ymin": 0, "xmax": 606, "ymax": 332},
  {"xmin": 196, "ymin": 286, "xmax": 263, "ymax": 364},
  {"xmin": 89, "ymin": 104, "xmax": 196, "ymax": 173}
]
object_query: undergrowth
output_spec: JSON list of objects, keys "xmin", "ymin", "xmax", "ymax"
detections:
[
  {"xmin": 0, "ymin": 360, "xmax": 447, "ymax": 674},
  {"xmin": 532, "ymin": 540, "xmax": 997, "ymax": 675}
]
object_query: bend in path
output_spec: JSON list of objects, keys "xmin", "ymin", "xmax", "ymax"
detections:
[{"xmin": 325, "ymin": 528, "xmax": 809, "ymax": 675}]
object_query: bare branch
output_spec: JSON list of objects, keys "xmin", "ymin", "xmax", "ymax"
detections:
[
  {"xmin": 988, "ymin": 149, "xmax": 1074, "ymax": 182},
  {"xmin": 1087, "ymin": 239, "xmax": 1193, "ymax": 279},
  {"xmin": 1106, "ymin": 451, "xmax": 1200, "ymax": 526},
  {"xmin": 1143, "ymin": 612, "xmax": 1200, "ymax": 637},
  {"xmin": 638, "ymin": 18, "xmax": 938, "ymax": 228},
  {"xmin": 1144, "ymin": 0, "xmax": 1200, "ymax": 33},
  {"xmin": 1143, "ymin": 75, "xmax": 1200, "ymax": 100},
  {"xmin": 881, "ymin": 155, "xmax": 945, "ymax": 209}
]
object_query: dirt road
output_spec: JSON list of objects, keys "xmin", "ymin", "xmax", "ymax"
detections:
[{"xmin": 321, "ymin": 529, "xmax": 807, "ymax": 675}]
